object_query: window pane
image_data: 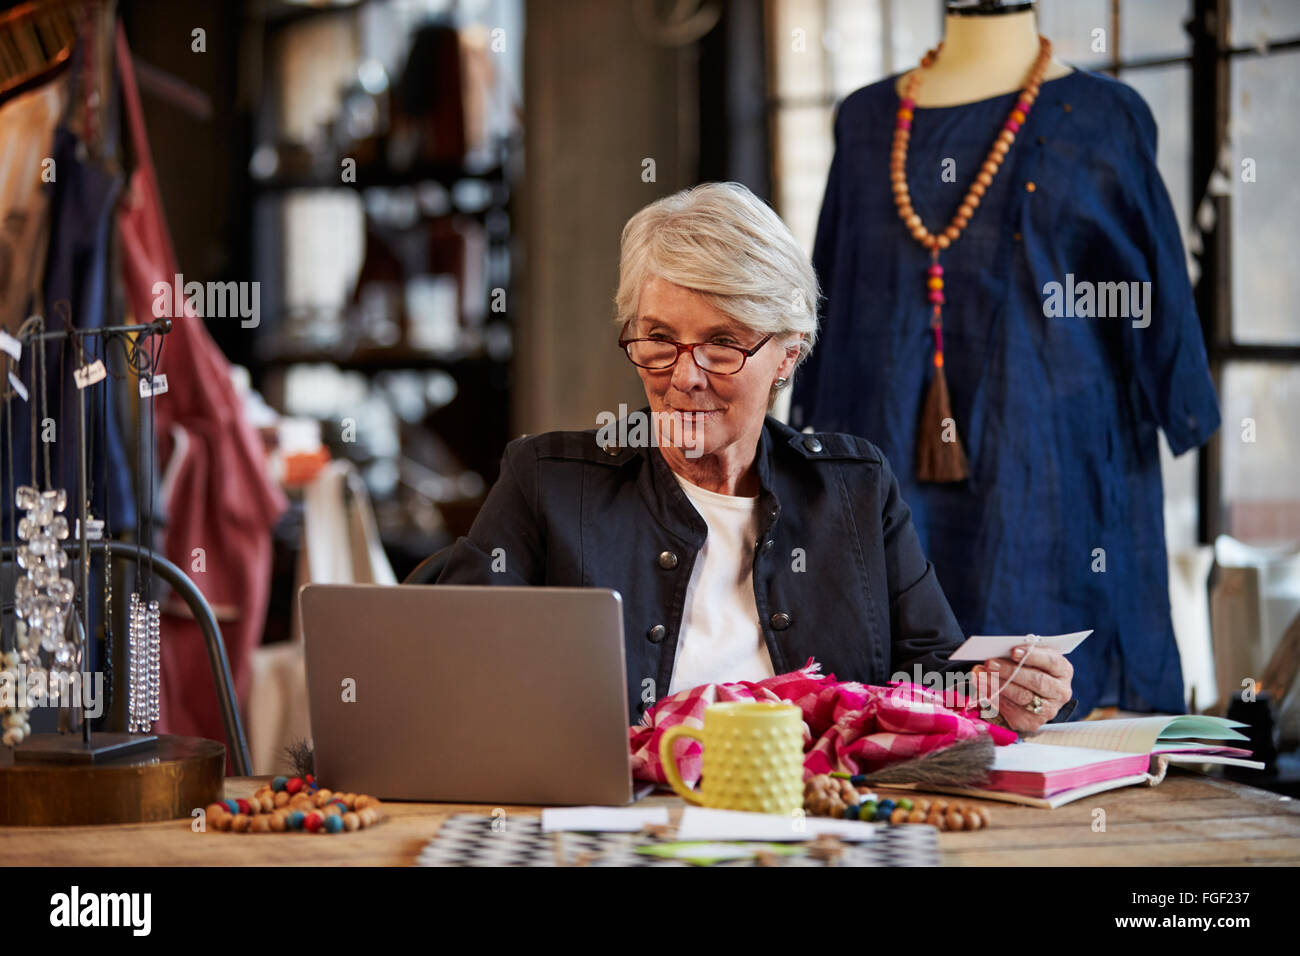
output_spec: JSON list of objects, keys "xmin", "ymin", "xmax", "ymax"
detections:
[
  {"xmin": 887, "ymin": 0, "xmax": 940, "ymax": 78},
  {"xmin": 1232, "ymin": 0, "xmax": 1300, "ymax": 46},
  {"xmin": 1230, "ymin": 49, "xmax": 1300, "ymax": 344},
  {"xmin": 1120, "ymin": 0, "xmax": 1192, "ymax": 62},
  {"xmin": 772, "ymin": 105, "xmax": 833, "ymax": 255},
  {"xmin": 1036, "ymin": 0, "xmax": 1113, "ymax": 69},
  {"xmin": 1160, "ymin": 431, "xmax": 1201, "ymax": 554},
  {"xmin": 1120, "ymin": 65, "xmax": 1193, "ymax": 250},
  {"xmin": 1124, "ymin": 63, "xmax": 1200, "ymax": 557},
  {"xmin": 769, "ymin": 0, "xmax": 829, "ymax": 100},
  {"xmin": 1221, "ymin": 362, "xmax": 1300, "ymax": 544},
  {"xmin": 827, "ymin": 0, "xmax": 884, "ymax": 96}
]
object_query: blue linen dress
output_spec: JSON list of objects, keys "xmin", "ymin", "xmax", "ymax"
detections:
[{"xmin": 790, "ymin": 69, "xmax": 1221, "ymax": 717}]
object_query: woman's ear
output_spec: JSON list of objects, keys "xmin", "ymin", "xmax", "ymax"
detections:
[{"xmin": 778, "ymin": 333, "xmax": 804, "ymax": 378}]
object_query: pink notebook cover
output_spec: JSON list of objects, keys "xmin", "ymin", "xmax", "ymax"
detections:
[
  {"xmin": 987, "ymin": 753, "xmax": 1151, "ymax": 797},
  {"xmin": 987, "ymin": 745, "xmax": 1255, "ymax": 798}
]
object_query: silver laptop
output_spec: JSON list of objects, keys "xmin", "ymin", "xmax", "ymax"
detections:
[{"xmin": 299, "ymin": 583, "xmax": 636, "ymax": 805}]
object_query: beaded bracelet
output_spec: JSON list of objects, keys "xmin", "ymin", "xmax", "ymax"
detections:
[
  {"xmin": 804, "ymin": 774, "xmax": 991, "ymax": 831},
  {"xmin": 205, "ymin": 774, "xmax": 384, "ymax": 834}
]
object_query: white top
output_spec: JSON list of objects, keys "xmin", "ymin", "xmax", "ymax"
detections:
[{"xmin": 666, "ymin": 472, "xmax": 775, "ymax": 695}]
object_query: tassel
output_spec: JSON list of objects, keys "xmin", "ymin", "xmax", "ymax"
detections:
[
  {"xmin": 915, "ymin": 352, "xmax": 970, "ymax": 482},
  {"xmin": 282, "ymin": 738, "xmax": 315, "ymax": 779},
  {"xmin": 861, "ymin": 734, "xmax": 993, "ymax": 788}
]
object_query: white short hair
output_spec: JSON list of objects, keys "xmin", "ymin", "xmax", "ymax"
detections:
[{"xmin": 615, "ymin": 182, "xmax": 819, "ymax": 370}]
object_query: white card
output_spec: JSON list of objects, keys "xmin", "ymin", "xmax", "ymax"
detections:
[
  {"xmin": 0, "ymin": 330, "xmax": 21, "ymax": 360},
  {"xmin": 947, "ymin": 630, "xmax": 1092, "ymax": 661},
  {"xmin": 675, "ymin": 807, "xmax": 878, "ymax": 843},
  {"xmin": 540, "ymin": 805, "xmax": 670, "ymax": 833},
  {"xmin": 139, "ymin": 373, "xmax": 168, "ymax": 398},
  {"xmin": 8, "ymin": 371, "xmax": 27, "ymax": 401}
]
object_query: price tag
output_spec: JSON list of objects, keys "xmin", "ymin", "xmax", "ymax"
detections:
[
  {"xmin": 0, "ymin": 330, "xmax": 21, "ymax": 361},
  {"xmin": 74, "ymin": 360, "xmax": 107, "ymax": 389},
  {"xmin": 8, "ymin": 371, "xmax": 27, "ymax": 401},
  {"xmin": 139, "ymin": 374, "xmax": 168, "ymax": 398},
  {"xmin": 75, "ymin": 518, "xmax": 105, "ymax": 541}
]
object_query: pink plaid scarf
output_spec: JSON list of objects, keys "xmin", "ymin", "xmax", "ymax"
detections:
[{"xmin": 629, "ymin": 658, "xmax": 1018, "ymax": 785}]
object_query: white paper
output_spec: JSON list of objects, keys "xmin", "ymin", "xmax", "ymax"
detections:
[
  {"xmin": 0, "ymin": 330, "xmax": 21, "ymax": 360},
  {"xmin": 1027, "ymin": 714, "xmax": 1248, "ymax": 755},
  {"xmin": 8, "ymin": 371, "xmax": 27, "ymax": 401},
  {"xmin": 947, "ymin": 630, "xmax": 1092, "ymax": 661},
  {"xmin": 540, "ymin": 805, "xmax": 669, "ymax": 833},
  {"xmin": 675, "ymin": 807, "xmax": 878, "ymax": 843},
  {"xmin": 1163, "ymin": 754, "xmax": 1265, "ymax": 770}
]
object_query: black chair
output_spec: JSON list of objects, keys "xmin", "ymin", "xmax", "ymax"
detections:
[{"xmin": 402, "ymin": 544, "xmax": 455, "ymax": 585}]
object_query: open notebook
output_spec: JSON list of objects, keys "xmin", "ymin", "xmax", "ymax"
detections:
[{"xmin": 919, "ymin": 715, "xmax": 1263, "ymax": 808}]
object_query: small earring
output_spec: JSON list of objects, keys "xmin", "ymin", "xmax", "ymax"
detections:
[{"xmin": 774, "ymin": 377, "xmax": 789, "ymax": 389}]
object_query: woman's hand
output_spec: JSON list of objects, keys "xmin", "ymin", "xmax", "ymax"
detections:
[{"xmin": 971, "ymin": 645, "xmax": 1074, "ymax": 734}]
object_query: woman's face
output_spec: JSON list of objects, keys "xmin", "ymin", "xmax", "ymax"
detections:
[{"xmin": 631, "ymin": 275, "xmax": 800, "ymax": 462}]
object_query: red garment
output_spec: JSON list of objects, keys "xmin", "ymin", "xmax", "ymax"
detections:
[
  {"xmin": 115, "ymin": 24, "xmax": 287, "ymax": 763},
  {"xmin": 629, "ymin": 658, "xmax": 1018, "ymax": 786}
]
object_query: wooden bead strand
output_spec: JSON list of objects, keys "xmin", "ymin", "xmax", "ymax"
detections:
[
  {"xmin": 803, "ymin": 773, "xmax": 991, "ymax": 831},
  {"xmin": 893, "ymin": 35, "xmax": 1053, "ymax": 484},
  {"xmin": 203, "ymin": 775, "xmax": 384, "ymax": 835},
  {"xmin": 892, "ymin": 36, "xmax": 1052, "ymax": 253}
]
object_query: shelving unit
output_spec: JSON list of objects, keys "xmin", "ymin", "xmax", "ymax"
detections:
[{"xmin": 242, "ymin": 0, "xmax": 520, "ymax": 580}]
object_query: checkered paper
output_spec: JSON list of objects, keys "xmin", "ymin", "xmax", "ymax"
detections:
[{"xmin": 415, "ymin": 814, "xmax": 941, "ymax": 867}]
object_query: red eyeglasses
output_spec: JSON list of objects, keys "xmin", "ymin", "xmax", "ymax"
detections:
[{"xmin": 618, "ymin": 332, "xmax": 773, "ymax": 375}]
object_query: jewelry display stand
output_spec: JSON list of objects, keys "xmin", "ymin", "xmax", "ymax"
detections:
[{"xmin": 0, "ymin": 316, "xmax": 226, "ymax": 825}]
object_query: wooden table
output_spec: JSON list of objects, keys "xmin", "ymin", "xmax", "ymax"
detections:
[{"xmin": 2, "ymin": 768, "xmax": 1298, "ymax": 866}]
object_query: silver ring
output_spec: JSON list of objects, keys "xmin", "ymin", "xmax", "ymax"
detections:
[{"xmin": 1028, "ymin": 694, "xmax": 1044, "ymax": 715}]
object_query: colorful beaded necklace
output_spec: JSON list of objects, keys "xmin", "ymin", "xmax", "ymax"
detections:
[
  {"xmin": 203, "ymin": 775, "xmax": 384, "ymax": 834},
  {"xmin": 891, "ymin": 35, "xmax": 1053, "ymax": 482}
]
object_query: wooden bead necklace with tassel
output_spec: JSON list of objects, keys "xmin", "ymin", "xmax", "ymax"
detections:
[{"xmin": 891, "ymin": 34, "xmax": 1053, "ymax": 482}]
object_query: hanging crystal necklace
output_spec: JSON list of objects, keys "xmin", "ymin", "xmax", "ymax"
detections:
[
  {"xmin": 5, "ymin": 318, "xmax": 76, "ymax": 746},
  {"xmin": 891, "ymin": 34, "xmax": 1052, "ymax": 482}
]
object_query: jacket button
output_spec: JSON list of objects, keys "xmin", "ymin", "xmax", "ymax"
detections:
[
  {"xmin": 647, "ymin": 624, "xmax": 666, "ymax": 643},
  {"xmin": 770, "ymin": 612, "xmax": 791, "ymax": 630},
  {"xmin": 658, "ymin": 551, "xmax": 678, "ymax": 569},
  {"xmin": 603, "ymin": 443, "xmax": 621, "ymax": 456},
  {"xmin": 803, "ymin": 436, "xmax": 823, "ymax": 453}
]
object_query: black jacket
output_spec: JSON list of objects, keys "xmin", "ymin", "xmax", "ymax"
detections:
[{"xmin": 439, "ymin": 411, "xmax": 1074, "ymax": 724}]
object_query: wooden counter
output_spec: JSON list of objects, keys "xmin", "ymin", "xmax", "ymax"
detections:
[{"xmin": 2, "ymin": 768, "xmax": 1297, "ymax": 866}]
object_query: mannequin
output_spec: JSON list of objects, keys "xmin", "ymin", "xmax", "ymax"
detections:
[
  {"xmin": 896, "ymin": 6, "xmax": 1072, "ymax": 107},
  {"xmin": 791, "ymin": 0, "xmax": 1221, "ymax": 720}
]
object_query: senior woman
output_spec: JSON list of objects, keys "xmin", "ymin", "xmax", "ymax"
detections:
[{"xmin": 437, "ymin": 182, "xmax": 1075, "ymax": 732}]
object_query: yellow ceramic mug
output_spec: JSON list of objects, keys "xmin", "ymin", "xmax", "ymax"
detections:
[{"xmin": 659, "ymin": 701, "xmax": 804, "ymax": 813}]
